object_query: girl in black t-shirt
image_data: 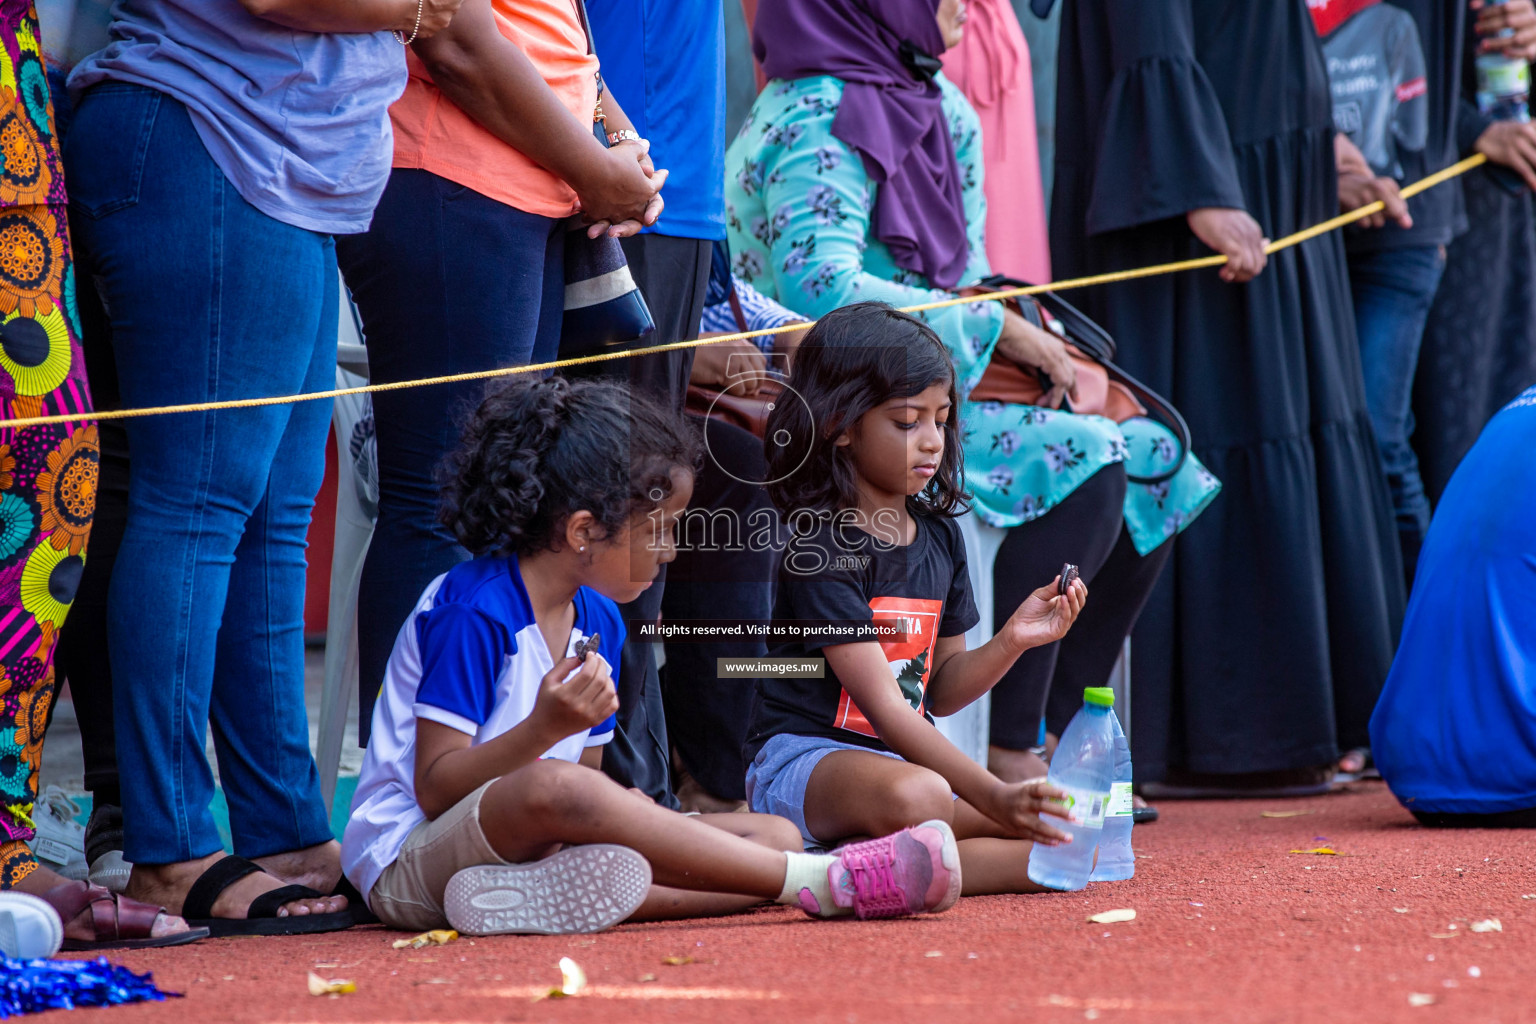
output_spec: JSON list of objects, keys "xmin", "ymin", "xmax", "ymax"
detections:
[{"xmin": 746, "ymin": 302, "xmax": 1092, "ymax": 894}]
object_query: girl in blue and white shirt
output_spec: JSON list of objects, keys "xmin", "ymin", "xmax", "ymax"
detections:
[{"xmin": 342, "ymin": 377, "xmax": 962, "ymax": 934}]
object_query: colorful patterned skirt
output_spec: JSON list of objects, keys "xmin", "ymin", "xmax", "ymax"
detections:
[{"xmin": 0, "ymin": 0, "xmax": 96, "ymax": 888}]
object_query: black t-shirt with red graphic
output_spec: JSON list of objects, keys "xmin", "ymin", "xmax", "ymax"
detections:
[{"xmin": 744, "ymin": 512, "xmax": 980, "ymax": 760}]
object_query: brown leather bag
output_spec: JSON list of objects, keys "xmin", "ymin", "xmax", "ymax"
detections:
[
  {"xmin": 969, "ymin": 339, "xmax": 1148, "ymax": 422},
  {"xmin": 686, "ymin": 377, "xmax": 783, "ymax": 438},
  {"xmin": 966, "ymin": 280, "xmax": 1192, "ymax": 485},
  {"xmin": 685, "ymin": 285, "xmax": 784, "ymax": 439}
]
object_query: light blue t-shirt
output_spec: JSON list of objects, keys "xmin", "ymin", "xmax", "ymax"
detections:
[{"xmin": 68, "ymin": 0, "xmax": 406, "ymax": 235}]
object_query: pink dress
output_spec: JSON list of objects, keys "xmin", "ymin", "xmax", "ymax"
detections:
[{"xmin": 941, "ymin": 0, "xmax": 1051, "ymax": 284}]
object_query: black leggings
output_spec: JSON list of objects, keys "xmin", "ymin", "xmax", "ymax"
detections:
[
  {"xmin": 53, "ymin": 228, "xmax": 122, "ymax": 810},
  {"xmin": 988, "ymin": 464, "xmax": 1173, "ymax": 749}
]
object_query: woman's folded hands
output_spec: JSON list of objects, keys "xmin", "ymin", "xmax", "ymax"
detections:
[{"xmin": 577, "ymin": 143, "xmax": 668, "ymax": 238}]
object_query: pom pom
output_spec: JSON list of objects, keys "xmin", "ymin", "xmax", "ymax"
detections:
[{"xmin": 0, "ymin": 954, "xmax": 177, "ymax": 1018}]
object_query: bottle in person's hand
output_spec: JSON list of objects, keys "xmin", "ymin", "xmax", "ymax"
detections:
[
  {"xmin": 1477, "ymin": 0, "xmax": 1532, "ymax": 122},
  {"xmin": 1088, "ymin": 708, "xmax": 1135, "ymax": 882},
  {"xmin": 1027, "ymin": 687, "xmax": 1116, "ymax": 891}
]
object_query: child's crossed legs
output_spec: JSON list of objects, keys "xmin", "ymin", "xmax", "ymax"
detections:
[
  {"xmin": 479, "ymin": 759, "xmax": 801, "ymax": 919},
  {"xmin": 375, "ymin": 756, "xmax": 963, "ymax": 933},
  {"xmin": 803, "ymin": 750, "xmax": 1052, "ymax": 895}
]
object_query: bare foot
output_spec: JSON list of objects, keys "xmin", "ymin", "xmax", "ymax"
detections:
[
  {"xmin": 252, "ymin": 840, "xmax": 344, "ymax": 897},
  {"xmin": 675, "ymin": 771, "xmax": 747, "ymax": 815},
  {"xmin": 126, "ymin": 851, "xmax": 346, "ymax": 921},
  {"xmin": 1337, "ymin": 748, "xmax": 1369, "ymax": 775},
  {"xmin": 988, "ymin": 745, "xmax": 1049, "ymax": 784},
  {"xmin": 16, "ymin": 864, "xmax": 192, "ymax": 940}
]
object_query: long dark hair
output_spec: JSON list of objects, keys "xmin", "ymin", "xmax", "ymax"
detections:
[
  {"xmin": 440, "ymin": 376, "xmax": 701, "ymax": 557},
  {"xmin": 765, "ymin": 301, "xmax": 967, "ymax": 519}
]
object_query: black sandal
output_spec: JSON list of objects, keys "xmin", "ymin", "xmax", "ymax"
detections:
[
  {"xmin": 182, "ymin": 856, "xmax": 354, "ymax": 937},
  {"xmin": 330, "ymin": 872, "xmax": 378, "ymax": 926}
]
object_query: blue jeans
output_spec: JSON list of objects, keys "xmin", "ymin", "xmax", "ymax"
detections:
[
  {"xmin": 64, "ymin": 85, "xmax": 336, "ymax": 865},
  {"xmin": 336, "ymin": 169, "xmax": 565, "ymax": 742},
  {"xmin": 1349, "ymin": 245, "xmax": 1446, "ymax": 574}
]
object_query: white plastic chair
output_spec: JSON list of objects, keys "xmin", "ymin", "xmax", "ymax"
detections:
[
  {"xmin": 317, "ymin": 291, "xmax": 378, "ymax": 813},
  {"xmin": 934, "ymin": 510, "xmax": 1132, "ymax": 768},
  {"xmin": 1108, "ymin": 636, "xmax": 1132, "ymax": 741},
  {"xmin": 931, "ymin": 511, "xmax": 1005, "ymax": 765}
]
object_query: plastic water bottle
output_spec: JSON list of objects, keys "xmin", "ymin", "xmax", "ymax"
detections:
[
  {"xmin": 1477, "ymin": 0, "xmax": 1532, "ymax": 122},
  {"xmin": 1089, "ymin": 709, "xmax": 1135, "ymax": 882},
  {"xmin": 1027, "ymin": 687, "xmax": 1115, "ymax": 891}
]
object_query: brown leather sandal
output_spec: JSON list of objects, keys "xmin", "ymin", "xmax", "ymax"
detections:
[{"xmin": 43, "ymin": 880, "xmax": 209, "ymax": 951}]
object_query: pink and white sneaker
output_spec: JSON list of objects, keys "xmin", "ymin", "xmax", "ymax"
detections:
[{"xmin": 825, "ymin": 819, "xmax": 962, "ymax": 919}]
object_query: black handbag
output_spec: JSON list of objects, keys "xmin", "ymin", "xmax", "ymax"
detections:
[
  {"xmin": 558, "ymin": 0, "xmax": 656, "ymax": 359},
  {"xmin": 560, "ymin": 189, "xmax": 656, "ymax": 357}
]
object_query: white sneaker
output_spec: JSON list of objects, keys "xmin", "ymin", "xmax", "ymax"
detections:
[
  {"xmin": 0, "ymin": 891, "xmax": 64, "ymax": 960},
  {"xmin": 29, "ymin": 788, "xmax": 88, "ymax": 882},
  {"xmin": 444, "ymin": 844, "xmax": 652, "ymax": 936}
]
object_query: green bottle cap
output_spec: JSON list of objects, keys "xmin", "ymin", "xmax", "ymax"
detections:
[{"xmin": 1084, "ymin": 687, "xmax": 1115, "ymax": 707}]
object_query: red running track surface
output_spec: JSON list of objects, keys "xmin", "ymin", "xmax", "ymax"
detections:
[{"xmin": 79, "ymin": 785, "xmax": 1536, "ymax": 1024}]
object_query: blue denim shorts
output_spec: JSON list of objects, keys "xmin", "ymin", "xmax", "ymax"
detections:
[{"xmin": 745, "ymin": 733, "xmax": 903, "ymax": 848}]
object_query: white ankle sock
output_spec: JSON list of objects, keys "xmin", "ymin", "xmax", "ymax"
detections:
[{"xmin": 777, "ymin": 851, "xmax": 844, "ymax": 917}]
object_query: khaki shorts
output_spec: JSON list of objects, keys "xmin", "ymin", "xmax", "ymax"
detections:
[{"xmin": 369, "ymin": 780, "xmax": 510, "ymax": 931}]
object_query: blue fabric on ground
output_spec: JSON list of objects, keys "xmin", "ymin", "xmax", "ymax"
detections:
[{"xmin": 1370, "ymin": 386, "xmax": 1536, "ymax": 815}]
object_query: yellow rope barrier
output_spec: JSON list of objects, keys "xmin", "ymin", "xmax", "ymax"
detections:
[{"xmin": 0, "ymin": 152, "xmax": 1487, "ymax": 432}]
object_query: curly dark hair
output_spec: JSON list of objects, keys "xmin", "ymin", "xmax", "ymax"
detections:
[
  {"xmin": 440, "ymin": 376, "xmax": 701, "ymax": 557},
  {"xmin": 765, "ymin": 301, "xmax": 968, "ymax": 519}
]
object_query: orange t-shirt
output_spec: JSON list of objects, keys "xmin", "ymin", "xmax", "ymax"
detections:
[{"xmin": 388, "ymin": 0, "xmax": 599, "ymax": 218}]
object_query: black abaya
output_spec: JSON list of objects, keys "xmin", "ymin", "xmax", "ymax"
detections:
[{"xmin": 1049, "ymin": 0, "xmax": 1406, "ymax": 781}]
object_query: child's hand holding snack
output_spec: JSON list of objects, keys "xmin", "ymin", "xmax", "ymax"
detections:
[
  {"xmin": 529, "ymin": 646, "xmax": 619, "ymax": 743},
  {"xmin": 998, "ymin": 571, "xmax": 1088, "ymax": 655}
]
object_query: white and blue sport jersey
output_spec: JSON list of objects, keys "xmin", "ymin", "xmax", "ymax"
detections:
[{"xmin": 341, "ymin": 555, "xmax": 623, "ymax": 904}]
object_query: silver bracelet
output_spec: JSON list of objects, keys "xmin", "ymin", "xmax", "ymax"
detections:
[
  {"xmin": 607, "ymin": 128, "xmax": 643, "ymax": 146},
  {"xmin": 393, "ymin": 0, "xmax": 424, "ymax": 45}
]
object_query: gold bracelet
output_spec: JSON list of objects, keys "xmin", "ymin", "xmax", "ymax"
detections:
[{"xmin": 393, "ymin": 0, "xmax": 424, "ymax": 45}]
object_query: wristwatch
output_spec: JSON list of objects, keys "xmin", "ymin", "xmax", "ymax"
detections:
[{"xmin": 607, "ymin": 128, "xmax": 643, "ymax": 147}]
